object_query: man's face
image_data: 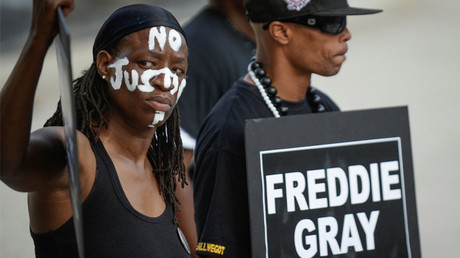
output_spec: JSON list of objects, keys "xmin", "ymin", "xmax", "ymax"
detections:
[
  {"xmin": 287, "ymin": 22, "xmax": 351, "ymax": 77},
  {"xmin": 105, "ymin": 26, "xmax": 188, "ymax": 129}
]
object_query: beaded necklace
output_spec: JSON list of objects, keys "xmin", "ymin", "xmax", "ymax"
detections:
[{"xmin": 247, "ymin": 60, "xmax": 326, "ymax": 117}]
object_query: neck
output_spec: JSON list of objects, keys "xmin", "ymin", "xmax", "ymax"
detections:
[
  {"xmin": 210, "ymin": 0, "xmax": 255, "ymax": 41},
  {"xmin": 246, "ymin": 58, "xmax": 326, "ymax": 116},
  {"xmin": 99, "ymin": 120, "xmax": 154, "ymax": 163},
  {"xmin": 257, "ymin": 56, "xmax": 311, "ymax": 102}
]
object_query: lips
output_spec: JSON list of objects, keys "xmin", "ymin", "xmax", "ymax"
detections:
[
  {"xmin": 145, "ymin": 96, "xmax": 172, "ymax": 112},
  {"xmin": 334, "ymin": 48, "xmax": 348, "ymax": 63},
  {"xmin": 337, "ymin": 46, "xmax": 348, "ymax": 57}
]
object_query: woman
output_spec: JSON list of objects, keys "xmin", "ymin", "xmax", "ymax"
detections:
[{"xmin": 1, "ymin": 1, "xmax": 191, "ymax": 256}]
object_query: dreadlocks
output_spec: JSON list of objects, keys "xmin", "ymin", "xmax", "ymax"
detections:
[{"xmin": 44, "ymin": 63, "xmax": 186, "ymax": 225}]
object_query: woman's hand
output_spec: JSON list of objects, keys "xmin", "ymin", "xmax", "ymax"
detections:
[{"xmin": 29, "ymin": 0, "xmax": 75, "ymax": 46}]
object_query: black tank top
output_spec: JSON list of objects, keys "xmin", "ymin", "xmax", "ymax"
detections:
[{"xmin": 31, "ymin": 140, "xmax": 190, "ymax": 257}]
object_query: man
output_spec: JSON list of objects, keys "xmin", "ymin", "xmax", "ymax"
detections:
[
  {"xmin": 192, "ymin": 0, "xmax": 382, "ymax": 256},
  {"xmin": 1, "ymin": 1, "xmax": 191, "ymax": 256},
  {"xmin": 175, "ymin": 1, "xmax": 255, "ymax": 254}
]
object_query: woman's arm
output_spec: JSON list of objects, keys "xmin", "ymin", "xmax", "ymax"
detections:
[{"xmin": 0, "ymin": 0, "xmax": 74, "ymax": 191}]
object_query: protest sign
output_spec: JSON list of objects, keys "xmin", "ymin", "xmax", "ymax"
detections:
[
  {"xmin": 245, "ymin": 107, "xmax": 420, "ymax": 257},
  {"xmin": 55, "ymin": 7, "xmax": 84, "ymax": 258}
]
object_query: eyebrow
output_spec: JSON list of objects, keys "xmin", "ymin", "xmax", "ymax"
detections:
[
  {"xmin": 174, "ymin": 56, "xmax": 187, "ymax": 63},
  {"xmin": 148, "ymin": 51, "xmax": 186, "ymax": 60}
]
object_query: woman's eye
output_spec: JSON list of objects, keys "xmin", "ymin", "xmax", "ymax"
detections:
[
  {"xmin": 173, "ymin": 68, "xmax": 185, "ymax": 75},
  {"xmin": 139, "ymin": 61, "xmax": 154, "ymax": 68}
]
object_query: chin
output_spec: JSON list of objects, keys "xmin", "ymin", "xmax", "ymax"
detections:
[
  {"xmin": 318, "ymin": 69, "xmax": 341, "ymax": 77},
  {"xmin": 329, "ymin": 65, "xmax": 343, "ymax": 76}
]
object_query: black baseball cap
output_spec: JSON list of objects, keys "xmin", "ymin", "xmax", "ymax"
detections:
[{"xmin": 245, "ymin": 0, "xmax": 382, "ymax": 22}]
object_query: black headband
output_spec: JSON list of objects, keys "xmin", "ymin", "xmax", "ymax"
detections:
[{"xmin": 92, "ymin": 4, "xmax": 186, "ymax": 61}]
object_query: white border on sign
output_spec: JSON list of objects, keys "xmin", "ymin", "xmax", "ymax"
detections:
[{"xmin": 258, "ymin": 137, "xmax": 411, "ymax": 258}]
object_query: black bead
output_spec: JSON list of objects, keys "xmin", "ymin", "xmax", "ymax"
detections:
[
  {"xmin": 272, "ymin": 96, "xmax": 282, "ymax": 107},
  {"xmin": 260, "ymin": 76, "xmax": 272, "ymax": 87},
  {"xmin": 313, "ymin": 94, "xmax": 322, "ymax": 103},
  {"xmin": 308, "ymin": 86, "xmax": 317, "ymax": 94},
  {"xmin": 316, "ymin": 104, "xmax": 326, "ymax": 113},
  {"xmin": 254, "ymin": 67, "xmax": 266, "ymax": 79},
  {"xmin": 266, "ymin": 86, "xmax": 277, "ymax": 97},
  {"xmin": 279, "ymin": 106, "xmax": 289, "ymax": 116},
  {"xmin": 250, "ymin": 61, "xmax": 261, "ymax": 71}
]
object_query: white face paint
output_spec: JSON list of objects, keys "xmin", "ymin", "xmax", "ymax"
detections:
[
  {"xmin": 108, "ymin": 57, "xmax": 129, "ymax": 90},
  {"xmin": 148, "ymin": 111, "xmax": 166, "ymax": 128},
  {"xmin": 168, "ymin": 29, "xmax": 182, "ymax": 52},
  {"xmin": 171, "ymin": 79, "xmax": 187, "ymax": 102},
  {"xmin": 106, "ymin": 27, "xmax": 187, "ymax": 128},
  {"xmin": 149, "ymin": 26, "xmax": 183, "ymax": 53},
  {"xmin": 138, "ymin": 69, "xmax": 157, "ymax": 93},
  {"xmin": 149, "ymin": 27, "xmax": 167, "ymax": 51},
  {"xmin": 109, "ymin": 27, "xmax": 186, "ymax": 92},
  {"xmin": 123, "ymin": 70, "xmax": 138, "ymax": 92},
  {"xmin": 110, "ymin": 61, "xmax": 187, "ymax": 95}
]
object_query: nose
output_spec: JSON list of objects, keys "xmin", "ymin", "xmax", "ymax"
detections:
[
  {"xmin": 150, "ymin": 70, "xmax": 176, "ymax": 92},
  {"xmin": 340, "ymin": 27, "xmax": 352, "ymax": 42}
]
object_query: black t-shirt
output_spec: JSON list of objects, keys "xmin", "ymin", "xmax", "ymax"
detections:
[
  {"xmin": 31, "ymin": 141, "xmax": 190, "ymax": 258},
  {"xmin": 178, "ymin": 7, "xmax": 256, "ymax": 147},
  {"xmin": 193, "ymin": 79, "xmax": 340, "ymax": 257}
]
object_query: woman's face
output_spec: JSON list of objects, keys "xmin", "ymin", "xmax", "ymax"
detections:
[{"xmin": 102, "ymin": 26, "xmax": 188, "ymax": 129}]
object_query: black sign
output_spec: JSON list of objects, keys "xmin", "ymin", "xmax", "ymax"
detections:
[
  {"xmin": 55, "ymin": 7, "xmax": 84, "ymax": 258},
  {"xmin": 244, "ymin": 107, "xmax": 420, "ymax": 258}
]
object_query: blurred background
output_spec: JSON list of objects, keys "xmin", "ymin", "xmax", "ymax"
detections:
[{"xmin": 1, "ymin": 0, "xmax": 459, "ymax": 257}]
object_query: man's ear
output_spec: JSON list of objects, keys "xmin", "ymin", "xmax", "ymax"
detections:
[
  {"xmin": 96, "ymin": 50, "xmax": 113, "ymax": 80},
  {"xmin": 267, "ymin": 21, "xmax": 290, "ymax": 45}
]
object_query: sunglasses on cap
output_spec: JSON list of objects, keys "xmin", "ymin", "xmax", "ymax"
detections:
[{"xmin": 263, "ymin": 15, "xmax": 347, "ymax": 35}]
